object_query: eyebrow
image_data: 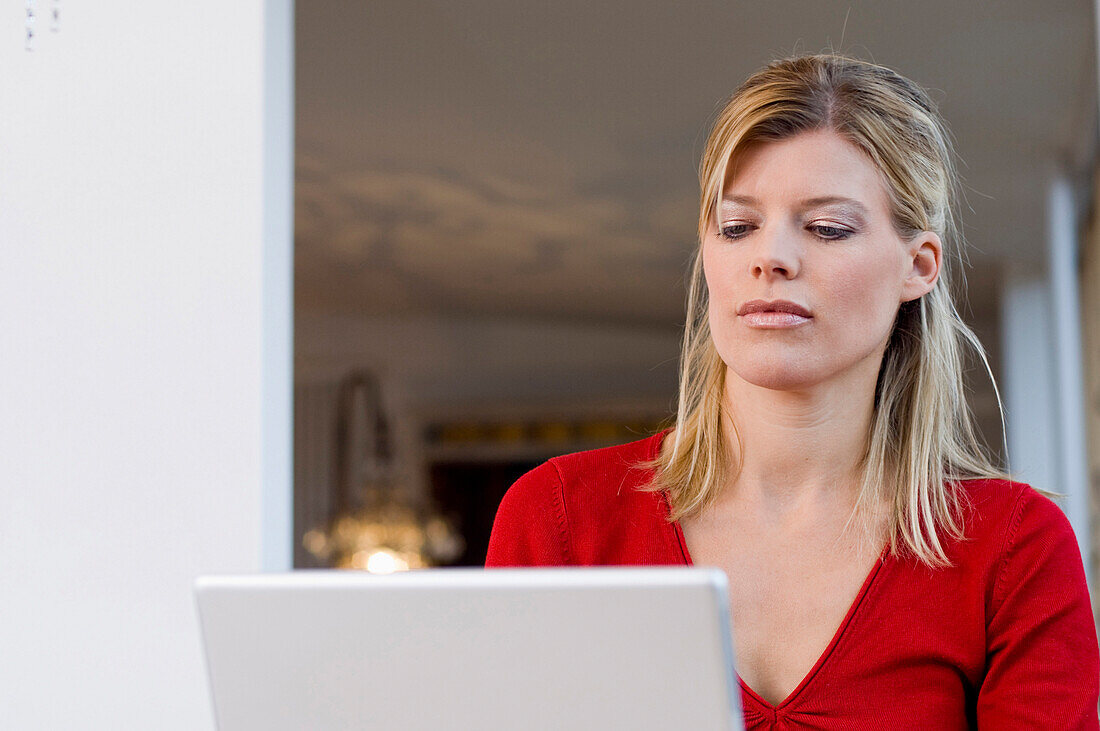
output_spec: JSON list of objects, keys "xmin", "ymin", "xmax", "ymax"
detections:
[{"xmin": 720, "ymin": 194, "xmax": 869, "ymax": 216}]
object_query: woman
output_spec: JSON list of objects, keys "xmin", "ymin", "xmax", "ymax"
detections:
[{"xmin": 485, "ymin": 54, "xmax": 1099, "ymax": 728}]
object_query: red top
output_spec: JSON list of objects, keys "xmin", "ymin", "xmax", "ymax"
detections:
[{"xmin": 485, "ymin": 431, "xmax": 1100, "ymax": 730}]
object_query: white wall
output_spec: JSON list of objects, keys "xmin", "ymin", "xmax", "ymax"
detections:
[
  {"xmin": 1001, "ymin": 176, "xmax": 1093, "ymax": 583},
  {"xmin": 0, "ymin": 2, "xmax": 292, "ymax": 728},
  {"xmin": 1046, "ymin": 175, "xmax": 1092, "ymax": 575},
  {"xmin": 1002, "ymin": 267, "xmax": 1060, "ymax": 495}
]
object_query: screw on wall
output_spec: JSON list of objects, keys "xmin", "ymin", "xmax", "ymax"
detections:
[
  {"xmin": 51, "ymin": 0, "xmax": 59, "ymax": 32},
  {"xmin": 25, "ymin": 0, "xmax": 35, "ymax": 51}
]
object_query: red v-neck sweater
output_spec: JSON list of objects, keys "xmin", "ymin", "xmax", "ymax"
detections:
[{"xmin": 485, "ymin": 431, "xmax": 1100, "ymax": 729}]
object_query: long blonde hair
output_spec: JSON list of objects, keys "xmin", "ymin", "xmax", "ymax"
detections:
[{"xmin": 638, "ymin": 54, "xmax": 1009, "ymax": 568}]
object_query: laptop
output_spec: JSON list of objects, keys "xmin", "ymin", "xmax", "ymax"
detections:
[{"xmin": 195, "ymin": 567, "xmax": 743, "ymax": 730}]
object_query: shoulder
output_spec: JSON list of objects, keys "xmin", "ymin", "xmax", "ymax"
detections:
[
  {"xmin": 952, "ymin": 478, "xmax": 1081, "ymax": 604},
  {"xmin": 960, "ymin": 481, "xmax": 1098, "ymax": 725},
  {"xmin": 547, "ymin": 429, "xmax": 665, "ymax": 495},
  {"xmin": 956, "ymin": 478, "xmax": 1072, "ymax": 547},
  {"xmin": 485, "ymin": 459, "xmax": 570, "ymax": 566},
  {"xmin": 497, "ymin": 429, "xmax": 664, "ymax": 510},
  {"xmin": 486, "ymin": 430, "xmax": 672, "ymax": 566}
]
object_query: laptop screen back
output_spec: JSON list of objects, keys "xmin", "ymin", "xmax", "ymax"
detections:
[{"xmin": 195, "ymin": 567, "xmax": 742, "ymax": 730}]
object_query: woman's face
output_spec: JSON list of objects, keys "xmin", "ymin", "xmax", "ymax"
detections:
[{"xmin": 703, "ymin": 129, "xmax": 941, "ymax": 392}]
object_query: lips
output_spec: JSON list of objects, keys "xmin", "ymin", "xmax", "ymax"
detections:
[{"xmin": 737, "ymin": 299, "xmax": 812, "ymax": 317}]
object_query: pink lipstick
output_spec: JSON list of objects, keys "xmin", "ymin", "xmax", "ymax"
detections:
[{"xmin": 737, "ymin": 299, "xmax": 812, "ymax": 329}]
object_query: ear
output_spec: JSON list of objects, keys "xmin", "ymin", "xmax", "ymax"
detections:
[{"xmin": 900, "ymin": 231, "xmax": 942, "ymax": 302}]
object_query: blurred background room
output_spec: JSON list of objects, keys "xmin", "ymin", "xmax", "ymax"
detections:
[
  {"xmin": 5, "ymin": 1, "xmax": 1100, "ymax": 728},
  {"xmin": 291, "ymin": 0, "xmax": 1100, "ymax": 583}
]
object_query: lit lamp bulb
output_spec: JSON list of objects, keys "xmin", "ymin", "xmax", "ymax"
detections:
[
  {"xmin": 365, "ymin": 550, "xmax": 407, "ymax": 574},
  {"xmin": 305, "ymin": 500, "xmax": 462, "ymax": 573}
]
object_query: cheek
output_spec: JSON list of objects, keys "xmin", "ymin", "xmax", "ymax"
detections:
[
  {"xmin": 701, "ymin": 243, "xmax": 736, "ymax": 307},
  {"xmin": 819, "ymin": 256, "xmax": 904, "ymax": 338},
  {"xmin": 701, "ymin": 242, "xmax": 718, "ymax": 288}
]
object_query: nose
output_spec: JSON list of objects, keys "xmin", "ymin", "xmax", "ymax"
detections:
[{"xmin": 749, "ymin": 224, "xmax": 800, "ymax": 280}]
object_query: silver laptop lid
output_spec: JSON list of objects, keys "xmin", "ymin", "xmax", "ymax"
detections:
[{"xmin": 195, "ymin": 567, "xmax": 741, "ymax": 731}]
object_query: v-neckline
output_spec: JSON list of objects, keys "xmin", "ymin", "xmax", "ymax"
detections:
[
  {"xmin": 668, "ymin": 506, "xmax": 889, "ymax": 711},
  {"xmin": 645, "ymin": 429, "xmax": 891, "ymax": 711}
]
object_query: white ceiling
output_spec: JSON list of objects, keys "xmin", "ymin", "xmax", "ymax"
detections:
[{"xmin": 295, "ymin": 0, "xmax": 1097, "ymax": 327}]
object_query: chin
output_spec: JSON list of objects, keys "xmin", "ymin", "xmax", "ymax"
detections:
[
  {"xmin": 732, "ymin": 367, "xmax": 824, "ymax": 391},
  {"xmin": 722, "ymin": 347, "xmax": 883, "ymax": 393},
  {"xmin": 719, "ymin": 348, "xmax": 835, "ymax": 391}
]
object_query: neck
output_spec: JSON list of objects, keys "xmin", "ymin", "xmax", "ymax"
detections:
[{"xmin": 719, "ymin": 360, "xmax": 879, "ymax": 519}]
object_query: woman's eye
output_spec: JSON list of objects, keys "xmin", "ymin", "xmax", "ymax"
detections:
[
  {"xmin": 719, "ymin": 223, "xmax": 753, "ymax": 240},
  {"xmin": 810, "ymin": 224, "xmax": 851, "ymax": 240}
]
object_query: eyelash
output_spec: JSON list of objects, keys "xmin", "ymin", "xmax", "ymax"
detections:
[{"xmin": 718, "ymin": 223, "xmax": 854, "ymax": 242}]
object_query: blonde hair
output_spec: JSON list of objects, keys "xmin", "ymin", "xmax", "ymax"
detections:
[{"xmin": 638, "ymin": 53, "xmax": 1009, "ymax": 568}]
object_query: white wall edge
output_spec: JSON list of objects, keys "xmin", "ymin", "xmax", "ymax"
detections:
[
  {"xmin": 1001, "ymin": 267, "xmax": 1059, "ymax": 500},
  {"xmin": 262, "ymin": 0, "xmax": 294, "ymax": 572},
  {"xmin": 1048, "ymin": 174, "xmax": 1092, "ymax": 586}
]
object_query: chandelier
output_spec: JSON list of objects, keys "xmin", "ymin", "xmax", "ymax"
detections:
[{"xmin": 303, "ymin": 370, "xmax": 463, "ymax": 572}]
